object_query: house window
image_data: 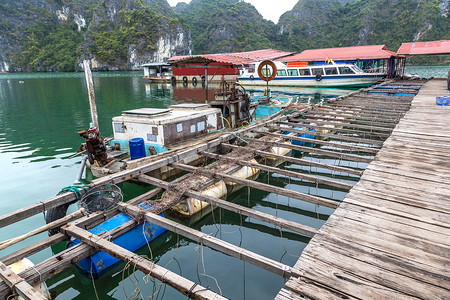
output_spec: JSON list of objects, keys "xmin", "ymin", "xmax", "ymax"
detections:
[
  {"xmin": 176, "ymin": 123, "xmax": 183, "ymax": 132},
  {"xmin": 190, "ymin": 125, "xmax": 196, "ymax": 133}
]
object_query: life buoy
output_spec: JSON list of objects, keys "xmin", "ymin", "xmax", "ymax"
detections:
[
  {"xmin": 201, "ymin": 75, "xmax": 205, "ymax": 82},
  {"xmin": 257, "ymin": 60, "xmax": 277, "ymax": 81},
  {"xmin": 183, "ymin": 76, "xmax": 188, "ymax": 83},
  {"xmin": 171, "ymin": 76, "xmax": 176, "ymax": 84},
  {"xmin": 192, "ymin": 77, "xmax": 197, "ymax": 84},
  {"xmin": 315, "ymin": 74, "xmax": 322, "ymax": 81},
  {"xmin": 249, "ymin": 75, "xmax": 254, "ymax": 80}
]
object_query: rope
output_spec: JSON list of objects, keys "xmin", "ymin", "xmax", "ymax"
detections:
[{"xmin": 59, "ymin": 185, "xmax": 90, "ymax": 200}]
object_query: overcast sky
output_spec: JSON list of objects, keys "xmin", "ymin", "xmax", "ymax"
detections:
[{"xmin": 166, "ymin": 0, "xmax": 298, "ymax": 23}]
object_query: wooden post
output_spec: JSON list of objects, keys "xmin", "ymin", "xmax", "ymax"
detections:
[{"xmin": 83, "ymin": 60, "xmax": 99, "ymax": 129}]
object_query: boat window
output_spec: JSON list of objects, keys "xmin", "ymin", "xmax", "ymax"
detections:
[
  {"xmin": 277, "ymin": 70, "xmax": 287, "ymax": 76},
  {"xmin": 113, "ymin": 122, "xmax": 125, "ymax": 133},
  {"xmin": 299, "ymin": 69, "xmax": 311, "ymax": 76},
  {"xmin": 147, "ymin": 133, "xmax": 157, "ymax": 142},
  {"xmin": 287, "ymin": 69, "xmax": 298, "ymax": 76},
  {"xmin": 176, "ymin": 123, "xmax": 183, "ymax": 132},
  {"xmin": 197, "ymin": 121, "xmax": 205, "ymax": 131},
  {"xmin": 338, "ymin": 66, "xmax": 355, "ymax": 74},
  {"xmin": 312, "ymin": 68, "xmax": 324, "ymax": 76},
  {"xmin": 351, "ymin": 65, "xmax": 363, "ymax": 73},
  {"xmin": 324, "ymin": 67, "xmax": 338, "ymax": 75},
  {"xmin": 262, "ymin": 68, "xmax": 271, "ymax": 76},
  {"xmin": 190, "ymin": 125, "xmax": 196, "ymax": 133}
]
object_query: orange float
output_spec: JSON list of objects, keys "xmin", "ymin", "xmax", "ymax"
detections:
[{"xmin": 257, "ymin": 60, "xmax": 277, "ymax": 81}]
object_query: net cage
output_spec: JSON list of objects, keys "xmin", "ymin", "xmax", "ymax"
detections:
[{"xmin": 79, "ymin": 184, "xmax": 123, "ymax": 213}]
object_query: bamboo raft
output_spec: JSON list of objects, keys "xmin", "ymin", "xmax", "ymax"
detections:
[
  {"xmin": 1, "ymin": 79, "xmax": 444, "ymax": 299},
  {"xmin": 277, "ymin": 79, "xmax": 450, "ymax": 300}
]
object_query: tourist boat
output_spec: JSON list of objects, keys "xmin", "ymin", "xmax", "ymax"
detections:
[{"xmin": 238, "ymin": 61, "xmax": 385, "ymax": 88}]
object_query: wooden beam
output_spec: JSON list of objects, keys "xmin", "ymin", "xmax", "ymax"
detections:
[
  {"xmin": 287, "ymin": 118, "xmax": 394, "ymax": 132},
  {"xmin": 244, "ymin": 138, "xmax": 373, "ymax": 163},
  {"xmin": 199, "ymin": 151, "xmax": 354, "ymax": 190},
  {"xmin": 301, "ymin": 114, "xmax": 399, "ymax": 128},
  {"xmin": 277, "ymin": 121, "xmax": 390, "ymax": 138},
  {"xmin": 221, "ymin": 143, "xmax": 363, "ymax": 176},
  {"xmin": 143, "ymin": 211, "xmax": 301, "ymax": 278},
  {"xmin": 259, "ymin": 131, "xmax": 380, "ymax": 154},
  {"xmin": 137, "ymin": 175, "xmax": 318, "ymax": 237},
  {"xmin": 0, "ymin": 261, "xmax": 47, "ymax": 300},
  {"xmin": 168, "ymin": 163, "xmax": 340, "ymax": 209},
  {"xmin": 268, "ymin": 125, "xmax": 385, "ymax": 146}
]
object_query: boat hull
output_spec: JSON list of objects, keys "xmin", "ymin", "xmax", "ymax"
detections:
[{"xmin": 239, "ymin": 74, "xmax": 384, "ymax": 88}]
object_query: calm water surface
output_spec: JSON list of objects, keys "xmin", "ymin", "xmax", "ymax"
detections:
[{"xmin": 0, "ymin": 67, "xmax": 440, "ymax": 299}]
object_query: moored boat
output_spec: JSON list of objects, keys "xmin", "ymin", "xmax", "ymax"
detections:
[{"xmin": 239, "ymin": 61, "xmax": 384, "ymax": 88}]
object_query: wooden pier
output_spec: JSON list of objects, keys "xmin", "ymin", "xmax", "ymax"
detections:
[
  {"xmin": 277, "ymin": 79, "xmax": 450, "ymax": 300},
  {"xmin": 1, "ymin": 78, "xmax": 449, "ymax": 299}
]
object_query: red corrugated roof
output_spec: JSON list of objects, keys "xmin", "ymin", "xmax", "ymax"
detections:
[
  {"xmin": 280, "ymin": 45, "xmax": 396, "ymax": 62},
  {"xmin": 169, "ymin": 49, "xmax": 292, "ymax": 65},
  {"xmin": 397, "ymin": 40, "xmax": 450, "ymax": 55}
]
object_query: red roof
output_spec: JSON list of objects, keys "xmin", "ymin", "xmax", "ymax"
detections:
[
  {"xmin": 397, "ymin": 40, "xmax": 450, "ymax": 55},
  {"xmin": 169, "ymin": 49, "xmax": 292, "ymax": 65},
  {"xmin": 280, "ymin": 45, "xmax": 397, "ymax": 62}
]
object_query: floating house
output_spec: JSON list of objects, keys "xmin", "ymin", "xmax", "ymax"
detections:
[
  {"xmin": 168, "ymin": 49, "xmax": 292, "ymax": 83},
  {"xmin": 279, "ymin": 45, "xmax": 399, "ymax": 78},
  {"xmin": 142, "ymin": 63, "xmax": 172, "ymax": 82}
]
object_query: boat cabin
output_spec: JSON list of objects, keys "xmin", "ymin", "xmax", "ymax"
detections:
[{"xmin": 111, "ymin": 104, "xmax": 223, "ymax": 154}]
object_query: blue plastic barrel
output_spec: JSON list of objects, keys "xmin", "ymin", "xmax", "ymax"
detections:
[
  {"xmin": 67, "ymin": 202, "xmax": 166, "ymax": 274},
  {"xmin": 129, "ymin": 138, "xmax": 146, "ymax": 160}
]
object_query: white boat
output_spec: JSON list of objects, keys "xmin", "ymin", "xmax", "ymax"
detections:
[{"xmin": 238, "ymin": 61, "xmax": 385, "ymax": 88}]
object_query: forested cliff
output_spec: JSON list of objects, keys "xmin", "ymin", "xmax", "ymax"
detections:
[{"xmin": 0, "ymin": 0, "xmax": 449, "ymax": 72}]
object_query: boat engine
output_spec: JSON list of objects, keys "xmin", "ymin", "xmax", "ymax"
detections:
[{"xmin": 78, "ymin": 127, "xmax": 109, "ymax": 167}]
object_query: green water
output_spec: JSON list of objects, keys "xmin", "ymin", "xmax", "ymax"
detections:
[{"xmin": 0, "ymin": 68, "xmax": 429, "ymax": 299}]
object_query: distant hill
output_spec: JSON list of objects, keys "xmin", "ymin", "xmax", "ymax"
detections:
[
  {"xmin": 278, "ymin": 0, "xmax": 450, "ymax": 53},
  {"xmin": 0, "ymin": 0, "xmax": 191, "ymax": 72},
  {"xmin": 174, "ymin": 0, "xmax": 277, "ymax": 54}
]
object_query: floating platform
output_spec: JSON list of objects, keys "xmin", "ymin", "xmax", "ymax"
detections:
[{"xmin": 2, "ymin": 79, "xmax": 448, "ymax": 299}]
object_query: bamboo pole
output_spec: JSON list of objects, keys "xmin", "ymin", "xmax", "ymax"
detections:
[
  {"xmin": 0, "ymin": 209, "xmax": 85, "ymax": 251},
  {"xmin": 83, "ymin": 60, "xmax": 99, "ymax": 129}
]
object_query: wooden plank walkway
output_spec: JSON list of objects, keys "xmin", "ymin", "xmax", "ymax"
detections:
[{"xmin": 276, "ymin": 79, "xmax": 450, "ymax": 300}]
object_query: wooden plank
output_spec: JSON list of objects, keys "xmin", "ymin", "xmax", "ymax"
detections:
[
  {"xmin": 136, "ymin": 175, "xmax": 317, "ymax": 237},
  {"xmin": 221, "ymin": 143, "xmax": 363, "ymax": 176},
  {"xmin": 169, "ymin": 163, "xmax": 340, "ymax": 209},
  {"xmin": 0, "ymin": 261, "xmax": 47, "ymax": 300},
  {"xmin": 290, "ymin": 256, "xmax": 412, "ymax": 300},
  {"xmin": 65, "ymin": 225, "xmax": 227, "ymax": 300},
  {"xmin": 143, "ymin": 212, "xmax": 300, "ymax": 278},
  {"xmin": 199, "ymin": 151, "xmax": 354, "ymax": 190}
]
